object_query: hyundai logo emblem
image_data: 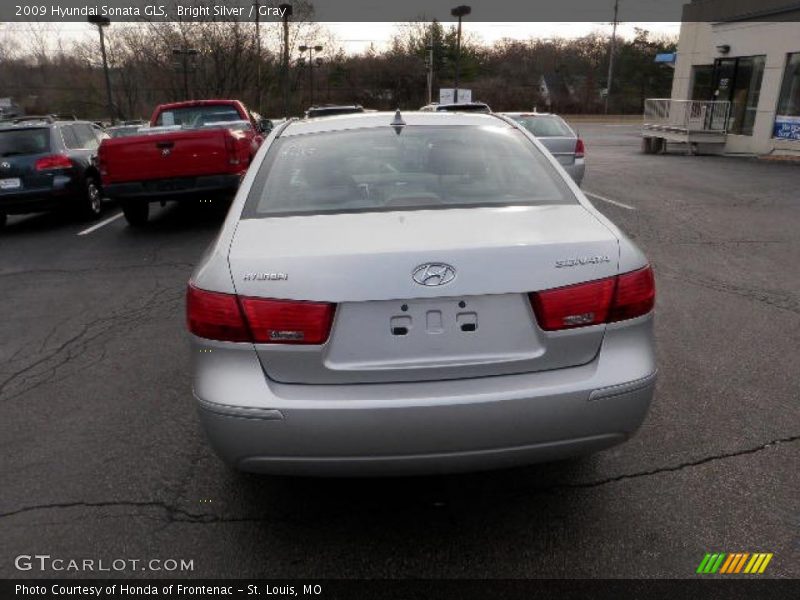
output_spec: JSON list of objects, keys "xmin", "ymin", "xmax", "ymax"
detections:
[{"xmin": 412, "ymin": 263, "xmax": 456, "ymax": 287}]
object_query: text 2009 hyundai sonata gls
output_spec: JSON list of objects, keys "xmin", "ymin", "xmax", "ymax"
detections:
[{"xmin": 187, "ymin": 111, "xmax": 656, "ymax": 476}]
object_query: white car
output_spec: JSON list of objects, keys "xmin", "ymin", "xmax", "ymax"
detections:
[{"xmin": 187, "ymin": 111, "xmax": 656, "ymax": 476}]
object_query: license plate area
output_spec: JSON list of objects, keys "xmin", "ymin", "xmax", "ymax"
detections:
[
  {"xmin": 325, "ymin": 294, "xmax": 546, "ymax": 372},
  {"xmin": 388, "ymin": 299, "xmax": 478, "ymax": 337},
  {"xmin": 0, "ymin": 178, "xmax": 21, "ymax": 190}
]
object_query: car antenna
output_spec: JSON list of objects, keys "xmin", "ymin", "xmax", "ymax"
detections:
[{"xmin": 391, "ymin": 109, "xmax": 406, "ymax": 135}]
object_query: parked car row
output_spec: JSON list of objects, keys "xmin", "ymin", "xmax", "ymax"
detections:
[{"xmin": 0, "ymin": 101, "xmax": 586, "ymax": 229}]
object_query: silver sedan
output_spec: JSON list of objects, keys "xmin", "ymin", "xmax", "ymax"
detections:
[
  {"xmin": 187, "ymin": 111, "xmax": 655, "ymax": 476},
  {"xmin": 503, "ymin": 112, "xmax": 586, "ymax": 185}
]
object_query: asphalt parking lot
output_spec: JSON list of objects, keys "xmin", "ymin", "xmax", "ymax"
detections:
[{"xmin": 1, "ymin": 122, "xmax": 798, "ymax": 579}]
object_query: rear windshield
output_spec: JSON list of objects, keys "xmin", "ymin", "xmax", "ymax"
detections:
[
  {"xmin": 513, "ymin": 116, "xmax": 573, "ymax": 137},
  {"xmin": 0, "ymin": 128, "xmax": 51, "ymax": 157},
  {"xmin": 107, "ymin": 126, "xmax": 141, "ymax": 138},
  {"xmin": 154, "ymin": 106, "xmax": 243, "ymax": 128},
  {"xmin": 307, "ymin": 107, "xmax": 364, "ymax": 118},
  {"xmin": 244, "ymin": 125, "xmax": 575, "ymax": 218}
]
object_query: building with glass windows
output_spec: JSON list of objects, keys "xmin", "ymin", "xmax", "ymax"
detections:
[{"xmin": 670, "ymin": 0, "xmax": 800, "ymax": 156}]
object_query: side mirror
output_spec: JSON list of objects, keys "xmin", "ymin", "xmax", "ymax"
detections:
[{"xmin": 259, "ymin": 118, "xmax": 273, "ymax": 134}]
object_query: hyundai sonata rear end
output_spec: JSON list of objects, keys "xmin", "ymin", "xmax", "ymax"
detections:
[{"xmin": 187, "ymin": 112, "xmax": 656, "ymax": 476}]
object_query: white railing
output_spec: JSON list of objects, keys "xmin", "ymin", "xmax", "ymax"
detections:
[{"xmin": 644, "ymin": 99, "xmax": 731, "ymax": 133}]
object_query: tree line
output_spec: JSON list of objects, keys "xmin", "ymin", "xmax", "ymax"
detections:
[{"xmin": 0, "ymin": 17, "xmax": 676, "ymax": 120}]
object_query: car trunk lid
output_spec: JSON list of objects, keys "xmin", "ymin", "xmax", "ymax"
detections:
[
  {"xmin": 537, "ymin": 136, "xmax": 578, "ymax": 166},
  {"xmin": 229, "ymin": 204, "xmax": 619, "ymax": 384}
]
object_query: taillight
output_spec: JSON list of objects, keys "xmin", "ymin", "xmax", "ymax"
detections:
[
  {"xmin": 530, "ymin": 278, "xmax": 615, "ymax": 331},
  {"xmin": 186, "ymin": 284, "xmax": 335, "ymax": 344},
  {"xmin": 35, "ymin": 154, "xmax": 73, "ymax": 171},
  {"xmin": 224, "ymin": 135, "xmax": 240, "ymax": 166},
  {"xmin": 608, "ymin": 266, "xmax": 655, "ymax": 323},
  {"xmin": 240, "ymin": 297, "xmax": 335, "ymax": 344},
  {"xmin": 97, "ymin": 152, "xmax": 108, "ymax": 177},
  {"xmin": 186, "ymin": 285, "xmax": 250, "ymax": 342},
  {"xmin": 574, "ymin": 138, "xmax": 585, "ymax": 159},
  {"xmin": 530, "ymin": 266, "xmax": 654, "ymax": 331}
]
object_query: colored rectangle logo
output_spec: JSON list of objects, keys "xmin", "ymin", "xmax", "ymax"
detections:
[{"xmin": 698, "ymin": 552, "xmax": 773, "ymax": 575}]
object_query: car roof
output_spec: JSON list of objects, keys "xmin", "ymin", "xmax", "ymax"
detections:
[
  {"xmin": 502, "ymin": 112, "xmax": 559, "ymax": 118},
  {"xmin": 0, "ymin": 121, "xmax": 58, "ymax": 130},
  {"xmin": 438, "ymin": 102, "xmax": 489, "ymax": 107},
  {"xmin": 281, "ymin": 111, "xmax": 511, "ymax": 137},
  {"xmin": 308, "ymin": 104, "xmax": 363, "ymax": 110}
]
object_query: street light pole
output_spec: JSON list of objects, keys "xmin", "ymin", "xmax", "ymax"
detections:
[
  {"xmin": 88, "ymin": 15, "xmax": 114, "ymax": 124},
  {"xmin": 426, "ymin": 30, "xmax": 434, "ymax": 105},
  {"xmin": 279, "ymin": 4, "xmax": 293, "ymax": 116},
  {"xmin": 172, "ymin": 48, "xmax": 199, "ymax": 100},
  {"xmin": 605, "ymin": 0, "xmax": 619, "ymax": 114},
  {"xmin": 299, "ymin": 44, "xmax": 323, "ymax": 107},
  {"xmin": 450, "ymin": 5, "xmax": 471, "ymax": 104}
]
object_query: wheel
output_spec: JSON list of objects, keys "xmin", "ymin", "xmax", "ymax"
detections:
[
  {"xmin": 0, "ymin": 212, "xmax": 6, "ymax": 228},
  {"xmin": 121, "ymin": 200, "xmax": 149, "ymax": 227},
  {"xmin": 81, "ymin": 177, "xmax": 103, "ymax": 220},
  {"xmin": 641, "ymin": 137, "xmax": 654, "ymax": 154}
]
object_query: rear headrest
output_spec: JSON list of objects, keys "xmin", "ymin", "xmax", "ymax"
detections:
[{"xmin": 427, "ymin": 143, "xmax": 486, "ymax": 177}]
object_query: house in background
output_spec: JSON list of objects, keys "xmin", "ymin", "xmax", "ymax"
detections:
[
  {"xmin": 538, "ymin": 74, "xmax": 578, "ymax": 112},
  {"xmin": 670, "ymin": 0, "xmax": 800, "ymax": 157}
]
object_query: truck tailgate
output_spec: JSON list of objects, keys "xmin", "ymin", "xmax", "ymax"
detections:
[{"xmin": 100, "ymin": 129, "xmax": 233, "ymax": 184}]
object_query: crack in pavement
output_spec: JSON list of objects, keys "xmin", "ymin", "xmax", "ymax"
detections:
[
  {"xmin": 0, "ymin": 285, "xmax": 182, "ymax": 401},
  {"xmin": 2, "ymin": 434, "xmax": 797, "ymax": 525},
  {"xmin": 553, "ymin": 433, "xmax": 799, "ymax": 491},
  {"xmin": 0, "ymin": 262, "xmax": 196, "ymax": 279},
  {"xmin": 659, "ymin": 269, "xmax": 800, "ymax": 316},
  {"xmin": 0, "ymin": 500, "xmax": 213, "ymax": 523}
]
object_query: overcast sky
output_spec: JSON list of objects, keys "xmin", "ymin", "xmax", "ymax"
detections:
[
  {"xmin": 2, "ymin": 21, "xmax": 680, "ymax": 55},
  {"xmin": 329, "ymin": 22, "xmax": 680, "ymax": 53}
]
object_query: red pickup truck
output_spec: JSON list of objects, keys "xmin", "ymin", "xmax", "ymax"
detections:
[{"xmin": 98, "ymin": 99, "xmax": 267, "ymax": 226}]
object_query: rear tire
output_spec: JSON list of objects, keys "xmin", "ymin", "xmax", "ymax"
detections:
[
  {"xmin": 122, "ymin": 200, "xmax": 149, "ymax": 227},
  {"xmin": 81, "ymin": 177, "xmax": 103, "ymax": 220},
  {"xmin": 641, "ymin": 137, "xmax": 654, "ymax": 154}
]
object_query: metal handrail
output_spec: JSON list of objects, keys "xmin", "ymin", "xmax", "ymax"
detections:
[{"xmin": 644, "ymin": 99, "xmax": 731, "ymax": 134}]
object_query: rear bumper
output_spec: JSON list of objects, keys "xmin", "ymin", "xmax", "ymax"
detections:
[
  {"xmin": 103, "ymin": 173, "xmax": 242, "ymax": 201},
  {"xmin": 564, "ymin": 159, "xmax": 586, "ymax": 186},
  {"xmin": 0, "ymin": 179, "xmax": 79, "ymax": 214},
  {"xmin": 192, "ymin": 316, "xmax": 656, "ymax": 476}
]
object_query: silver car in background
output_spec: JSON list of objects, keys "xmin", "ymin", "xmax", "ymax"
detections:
[
  {"xmin": 187, "ymin": 111, "xmax": 655, "ymax": 476},
  {"xmin": 503, "ymin": 112, "xmax": 586, "ymax": 185}
]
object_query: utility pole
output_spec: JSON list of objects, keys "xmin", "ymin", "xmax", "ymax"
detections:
[
  {"xmin": 173, "ymin": 47, "xmax": 199, "ymax": 100},
  {"xmin": 88, "ymin": 15, "xmax": 114, "ymax": 124},
  {"xmin": 279, "ymin": 4, "xmax": 292, "ymax": 117},
  {"xmin": 450, "ymin": 5, "xmax": 471, "ymax": 104},
  {"xmin": 253, "ymin": 0, "xmax": 262, "ymax": 112},
  {"xmin": 605, "ymin": 0, "xmax": 619, "ymax": 114}
]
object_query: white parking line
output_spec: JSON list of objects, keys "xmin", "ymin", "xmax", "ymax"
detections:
[
  {"xmin": 77, "ymin": 211, "xmax": 124, "ymax": 236},
  {"xmin": 583, "ymin": 191, "xmax": 636, "ymax": 211}
]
